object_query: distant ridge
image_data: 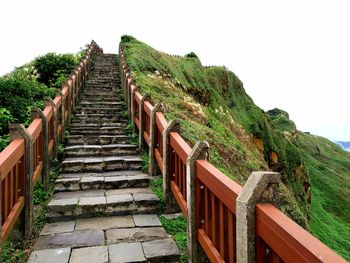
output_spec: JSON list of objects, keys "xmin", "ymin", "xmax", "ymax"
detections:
[{"xmin": 335, "ymin": 141, "xmax": 350, "ymax": 151}]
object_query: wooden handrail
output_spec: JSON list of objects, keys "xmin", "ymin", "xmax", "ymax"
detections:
[
  {"xmin": 0, "ymin": 139, "xmax": 25, "ymax": 181},
  {"xmin": 256, "ymin": 204, "xmax": 347, "ymax": 263},
  {"xmin": 27, "ymin": 118, "xmax": 42, "ymax": 141},
  {"xmin": 196, "ymin": 160, "xmax": 242, "ymax": 214},
  {"xmin": 169, "ymin": 132, "xmax": 191, "ymax": 163}
]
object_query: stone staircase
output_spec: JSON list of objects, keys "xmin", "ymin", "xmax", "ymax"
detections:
[{"xmin": 28, "ymin": 54, "xmax": 180, "ymax": 263}]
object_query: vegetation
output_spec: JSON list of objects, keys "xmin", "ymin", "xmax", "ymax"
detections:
[
  {"xmin": 0, "ymin": 51, "xmax": 82, "ymax": 152},
  {"xmin": 121, "ymin": 36, "xmax": 350, "ymax": 260}
]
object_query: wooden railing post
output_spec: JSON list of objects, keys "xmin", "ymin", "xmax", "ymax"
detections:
[
  {"xmin": 44, "ymin": 97, "xmax": 57, "ymax": 159},
  {"xmin": 162, "ymin": 120, "xmax": 180, "ymax": 213},
  {"xmin": 9, "ymin": 124, "xmax": 34, "ymax": 239},
  {"xmin": 186, "ymin": 141, "xmax": 209, "ymax": 263},
  {"xmin": 148, "ymin": 102, "xmax": 163, "ymax": 176},
  {"xmin": 56, "ymin": 90, "xmax": 65, "ymax": 141},
  {"xmin": 236, "ymin": 171, "xmax": 280, "ymax": 263},
  {"xmin": 139, "ymin": 93, "xmax": 151, "ymax": 151},
  {"xmin": 32, "ymin": 109, "xmax": 49, "ymax": 191},
  {"xmin": 130, "ymin": 86, "xmax": 139, "ymax": 132}
]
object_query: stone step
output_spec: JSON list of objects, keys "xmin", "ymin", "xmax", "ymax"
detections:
[
  {"xmin": 68, "ymin": 129, "xmax": 126, "ymax": 136},
  {"xmin": 79, "ymin": 96, "xmax": 120, "ymax": 102},
  {"xmin": 64, "ymin": 144, "xmax": 138, "ymax": 157},
  {"xmin": 73, "ymin": 113, "xmax": 125, "ymax": 121},
  {"xmin": 69, "ymin": 125, "xmax": 125, "ymax": 131},
  {"xmin": 46, "ymin": 189, "xmax": 160, "ymax": 221},
  {"xmin": 79, "ymin": 101, "xmax": 124, "ymax": 108},
  {"xmin": 62, "ymin": 156, "xmax": 143, "ymax": 173},
  {"xmin": 75, "ymin": 107, "xmax": 123, "ymax": 115},
  {"xmin": 30, "ymin": 215, "xmax": 179, "ymax": 262},
  {"xmin": 69, "ymin": 122, "xmax": 126, "ymax": 128},
  {"xmin": 66, "ymin": 135, "xmax": 131, "ymax": 146},
  {"xmin": 55, "ymin": 171, "xmax": 150, "ymax": 192}
]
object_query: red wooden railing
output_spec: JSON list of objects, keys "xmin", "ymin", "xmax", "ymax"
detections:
[
  {"xmin": 0, "ymin": 139, "xmax": 25, "ymax": 242},
  {"xmin": 169, "ymin": 131, "xmax": 191, "ymax": 219},
  {"xmin": 0, "ymin": 40, "xmax": 103, "ymax": 243},
  {"xmin": 119, "ymin": 45, "xmax": 346, "ymax": 263},
  {"xmin": 27, "ymin": 118, "xmax": 43, "ymax": 184}
]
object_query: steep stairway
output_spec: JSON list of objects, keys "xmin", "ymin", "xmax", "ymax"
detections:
[{"xmin": 28, "ymin": 54, "xmax": 180, "ymax": 263}]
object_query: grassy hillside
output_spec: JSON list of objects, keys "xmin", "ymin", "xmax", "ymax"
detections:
[{"xmin": 120, "ymin": 36, "xmax": 350, "ymax": 260}]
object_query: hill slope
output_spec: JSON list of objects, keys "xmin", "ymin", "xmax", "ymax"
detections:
[{"xmin": 120, "ymin": 36, "xmax": 350, "ymax": 260}]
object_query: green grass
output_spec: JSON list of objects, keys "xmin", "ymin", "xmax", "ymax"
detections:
[
  {"xmin": 160, "ymin": 215, "xmax": 188, "ymax": 262},
  {"xmin": 121, "ymin": 35, "xmax": 350, "ymax": 260}
]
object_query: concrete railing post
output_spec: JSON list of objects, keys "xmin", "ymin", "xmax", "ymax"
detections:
[
  {"xmin": 56, "ymin": 90, "xmax": 65, "ymax": 141},
  {"xmin": 9, "ymin": 124, "xmax": 34, "ymax": 239},
  {"xmin": 130, "ymin": 86, "xmax": 139, "ymax": 132},
  {"xmin": 139, "ymin": 94, "xmax": 151, "ymax": 151},
  {"xmin": 236, "ymin": 171, "xmax": 281, "ymax": 263},
  {"xmin": 148, "ymin": 102, "xmax": 163, "ymax": 176},
  {"xmin": 44, "ymin": 97, "xmax": 58, "ymax": 159},
  {"xmin": 162, "ymin": 120, "xmax": 180, "ymax": 213},
  {"xmin": 32, "ymin": 109, "xmax": 49, "ymax": 191},
  {"xmin": 186, "ymin": 141, "xmax": 209, "ymax": 263}
]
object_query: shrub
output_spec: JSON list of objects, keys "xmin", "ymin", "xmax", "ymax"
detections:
[
  {"xmin": 0, "ymin": 78, "xmax": 54, "ymax": 133},
  {"xmin": 121, "ymin": 35, "xmax": 135, "ymax": 43},
  {"xmin": 185, "ymin": 52, "xmax": 198, "ymax": 58},
  {"xmin": 34, "ymin": 53, "xmax": 77, "ymax": 87}
]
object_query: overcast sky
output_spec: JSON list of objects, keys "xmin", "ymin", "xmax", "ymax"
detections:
[{"xmin": 1, "ymin": 0, "xmax": 349, "ymax": 141}]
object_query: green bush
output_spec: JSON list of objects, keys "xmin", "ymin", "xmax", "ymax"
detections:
[
  {"xmin": 33, "ymin": 53, "xmax": 77, "ymax": 87},
  {"xmin": 121, "ymin": 35, "xmax": 136, "ymax": 43},
  {"xmin": 0, "ymin": 78, "xmax": 54, "ymax": 132},
  {"xmin": 185, "ymin": 52, "xmax": 198, "ymax": 58}
]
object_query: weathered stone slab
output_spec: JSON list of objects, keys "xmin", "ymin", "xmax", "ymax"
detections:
[
  {"xmin": 80, "ymin": 176, "xmax": 104, "ymax": 190},
  {"xmin": 102, "ymin": 170, "xmax": 140, "ymax": 177},
  {"xmin": 106, "ymin": 194, "xmax": 133, "ymax": 206},
  {"xmin": 48, "ymin": 198, "xmax": 78, "ymax": 213},
  {"xmin": 106, "ymin": 227, "xmax": 167, "ymax": 244},
  {"xmin": 105, "ymin": 188, "xmax": 152, "ymax": 196},
  {"xmin": 28, "ymin": 247, "xmax": 71, "ymax": 263},
  {"xmin": 133, "ymin": 214, "xmax": 162, "ymax": 227},
  {"xmin": 108, "ymin": 242, "xmax": 146, "ymax": 263},
  {"xmin": 75, "ymin": 216, "xmax": 134, "ymax": 230},
  {"xmin": 70, "ymin": 246, "xmax": 108, "ymax": 263},
  {"xmin": 142, "ymin": 238, "xmax": 180, "ymax": 262},
  {"xmin": 104, "ymin": 176, "xmax": 128, "ymax": 189},
  {"xmin": 54, "ymin": 178, "xmax": 80, "ymax": 191},
  {"xmin": 40, "ymin": 221, "xmax": 75, "ymax": 235},
  {"xmin": 53, "ymin": 190, "xmax": 105, "ymax": 199},
  {"xmin": 78, "ymin": 196, "xmax": 106, "ymax": 214},
  {"xmin": 34, "ymin": 230, "xmax": 105, "ymax": 250},
  {"xmin": 133, "ymin": 193, "xmax": 160, "ymax": 205}
]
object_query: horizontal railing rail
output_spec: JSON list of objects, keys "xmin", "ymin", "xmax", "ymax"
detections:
[
  {"xmin": 119, "ymin": 44, "xmax": 346, "ymax": 263},
  {"xmin": 0, "ymin": 40, "xmax": 103, "ymax": 243}
]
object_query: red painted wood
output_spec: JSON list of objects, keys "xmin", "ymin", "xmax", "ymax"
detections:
[
  {"xmin": 256, "ymin": 204, "xmax": 347, "ymax": 263},
  {"xmin": 1, "ymin": 196, "xmax": 25, "ymax": 242},
  {"xmin": 155, "ymin": 112, "xmax": 167, "ymax": 132},
  {"xmin": 170, "ymin": 181, "xmax": 188, "ymax": 219},
  {"xmin": 0, "ymin": 139, "xmax": 25, "ymax": 180},
  {"xmin": 196, "ymin": 160, "xmax": 241, "ymax": 214},
  {"xmin": 169, "ymin": 132, "xmax": 192, "ymax": 163},
  {"xmin": 198, "ymin": 229, "xmax": 225, "ymax": 263},
  {"xmin": 155, "ymin": 148, "xmax": 163, "ymax": 173},
  {"xmin": 27, "ymin": 118, "xmax": 42, "ymax": 141}
]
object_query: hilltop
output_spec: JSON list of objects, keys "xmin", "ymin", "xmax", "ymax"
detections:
[{"xmin": 120, "ymin": 36, "xmax": 350, "ymax": 260}]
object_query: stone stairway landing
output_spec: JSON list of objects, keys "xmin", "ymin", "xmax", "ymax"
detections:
[{"xmin": 28, "ymin": 53, "xmax": 180, "ymax": 263}]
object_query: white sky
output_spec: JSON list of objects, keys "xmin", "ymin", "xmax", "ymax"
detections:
[{"xmin": 1, "ymin": 0, "xmax": 349, "ymax": 141}]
